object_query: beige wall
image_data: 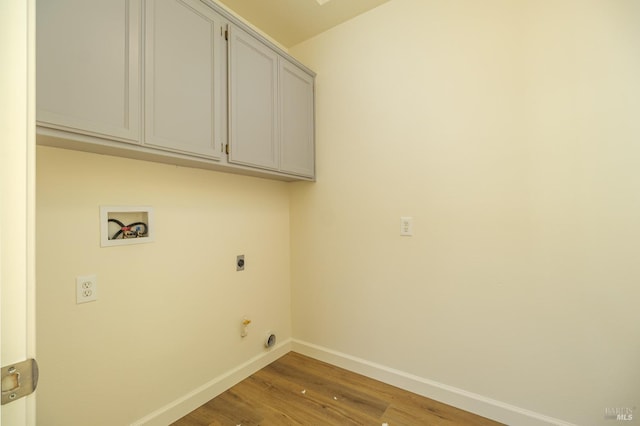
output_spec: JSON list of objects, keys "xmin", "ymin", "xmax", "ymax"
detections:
[
  {"xmin": 290, "ymin": 0, "xmax": 640, "ymax": 425},
  {"xmin": 36, "ymin": 0, "xmax": 640, "ymax": 424},
  {"xmin": 36, "ymin": 146, "xmax": 291, "ymax": 425}
]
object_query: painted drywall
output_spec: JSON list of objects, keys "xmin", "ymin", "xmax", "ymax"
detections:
[
  {"xmin": 36, "ymin": 146, "xmax": 291, "ymax": 425},
  {"xmin": 289, "ymin": 0, "xmax": 640, "ymax": 425}
]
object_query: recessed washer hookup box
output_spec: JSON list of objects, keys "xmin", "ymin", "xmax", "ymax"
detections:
[{"xmin": 100, "ymin": 206, "xmax": 154, "ymax": 247}]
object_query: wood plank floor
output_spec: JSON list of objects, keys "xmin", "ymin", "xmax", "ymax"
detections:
[{"xmin": 171, "ymin": 352, "xmax": 503, "ymax": 426}]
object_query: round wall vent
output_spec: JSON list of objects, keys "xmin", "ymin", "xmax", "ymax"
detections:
[{"xmin": 265, "ymin": 333, "xmax": 276, "ymax": 349}]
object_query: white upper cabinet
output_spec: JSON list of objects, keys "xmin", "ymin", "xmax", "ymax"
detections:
[
  {"xmin": 144, "ymin": 0, "xmax": 225, "ymax": 159},
  {"xmin": 279, "ymin": 58, "xmax": 315, "ymax": 178},
  {"xmin": 228, "ymin": 25, "xmax": 315, "ymax": 178},
  {"xmin": 36, "ymin": 0, "xmax": 315, "ymax": 181},
  {"xmin": 227, "ymin": 25, "xmax": 279, "ymax": 171},
  {"xmin": 36, "ymin": 0, "xmax": 141, "ymax": 143}
]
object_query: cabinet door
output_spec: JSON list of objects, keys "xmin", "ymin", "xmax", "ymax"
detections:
[
  {"xmin": 228, "ymin": 26, "xmax": 279, "ymax": 171},
  {"xmin": 279, "ymin": 59, "xmax": 315, "ymax": 178},
  {"xmin": 144, "ymin": 0, "xmax": 224, "ymax": 159},
  {"xmin": 36, "ymin": 0, "xmax": 141, "ymax": 143}
]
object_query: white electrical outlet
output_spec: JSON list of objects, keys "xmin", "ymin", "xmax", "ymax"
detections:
[
  {"xmin": 400, "ymin": 216, "xmax": 413, "ymax": 236},
  {"xmin": 76, "ymin": 274, "xmax": 98, "ymax": 304}
]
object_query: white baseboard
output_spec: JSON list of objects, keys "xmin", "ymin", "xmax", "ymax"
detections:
[
  {"xmin": 131, "ymin": 338, "xmax": 575, "ymax": 426},
  {"xmin": 291, "ymin": 339, "xmax": 575, "ymax": 426},
  {"xmin": 131, "ymin": 338, "xmax": 292, "ymax": 426}
]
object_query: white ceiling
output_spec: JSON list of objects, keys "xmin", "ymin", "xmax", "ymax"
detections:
[{"xmin": 216, "ymin": 0, "xmax": 391, "ymax": 47}]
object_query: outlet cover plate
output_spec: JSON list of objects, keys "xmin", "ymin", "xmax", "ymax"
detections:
[
  {"xmin": 400, "ymin": 216, "xmax": 413, "ymax": 236},
  {"xmin": 76, "ymin": 274, "xmax": 98, "ymax": 304}
]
